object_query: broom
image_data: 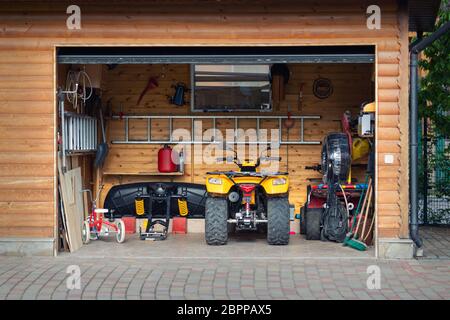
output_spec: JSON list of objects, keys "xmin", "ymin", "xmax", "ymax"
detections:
[
  {"xmin": 343, "ymin": 177, "xmax": 372, "ymax": 251},
  {"xmin": 348, "ymin": 185, "xmax": 372, "ymax": 251},
  {"xmin": 349, "ymin": 183, "xmax": 372, "ymax": 250},
  {"xmin": 342, "ymin": 176, "xmax": 369, "ymax": 244}
]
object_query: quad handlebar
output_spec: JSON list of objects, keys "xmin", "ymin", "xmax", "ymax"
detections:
[
  {"xmin": 216, "ymin": 155, "xmax": 282, "ymax": 169},
  {"xmin": 216, "ymin": 144, "xmax": 281, "ymax": 169}
]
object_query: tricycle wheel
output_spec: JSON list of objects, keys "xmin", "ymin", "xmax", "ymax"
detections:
[
  {"xmin": 82, "ymin": 221, "xmax": 90, "ymax": 244},
  {"xmin": 116, "ymin": 219, "xmax": 126, "ymax": 243}
]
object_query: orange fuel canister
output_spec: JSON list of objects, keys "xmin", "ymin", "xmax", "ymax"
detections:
[{"xmin": 158, "ymin": 144, "xmax": 177, "ymax": 173}]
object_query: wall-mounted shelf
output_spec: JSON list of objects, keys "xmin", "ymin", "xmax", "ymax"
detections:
[{"xmin": 103, "ymin": 172, "xmax": 184, "ymax": 176}]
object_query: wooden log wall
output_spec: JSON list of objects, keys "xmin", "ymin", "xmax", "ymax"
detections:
[
  {"xmin": 100, "ymin": 63, "xmax": 373, "ymax": 210},
  {"xmin": 0, "ymin": 0, "xmax": 409, "ymax": 244}
]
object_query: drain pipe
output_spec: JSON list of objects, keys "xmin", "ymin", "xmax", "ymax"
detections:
[{"xmin": 409, "ymin": 21, "xmax": 450, "ymax": 248}]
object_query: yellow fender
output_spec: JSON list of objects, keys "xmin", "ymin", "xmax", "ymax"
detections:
[
  {"xmin": 205, "ymin": 174, "xmax": 289, "ymax": 195},
  {"xmin": 260, "ymin": 176, "xmax": 289, "ymax": 195},
  {"xmin": 205, "ymin": 174, "xmax": 235, "ymax": 194}
]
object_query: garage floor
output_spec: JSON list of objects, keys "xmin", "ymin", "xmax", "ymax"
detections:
[{"xmin": 62, "ymin": 233, "xmax": 375, "ymax": 259}]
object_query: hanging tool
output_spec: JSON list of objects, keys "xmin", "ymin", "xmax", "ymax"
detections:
[
  {"xmin": 297, "ymin": 83, "xmax": 305, "ymax": 110},
  {"xmin": 94, "ymin": 108, "xmax": 108, "ymax": 168},
  {"xmin": 283, "ymin": 105, "xmax": 295, "ymax": 129},
  {"xmin": 169, "ymin": 82, "xmax": 189, "ymax": 106},
  {"xmin": 137, "ymin": 76, "xmax": 159, "ymax": 105}
]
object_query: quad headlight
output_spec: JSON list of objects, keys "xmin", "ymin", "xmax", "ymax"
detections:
[
  {"xmin": 272, "ymin": 178, "xmax": 287, "ymax": 185},
  {"xmin": 208, "ymin": 177, "xmax": 223, "ymax": 185}
]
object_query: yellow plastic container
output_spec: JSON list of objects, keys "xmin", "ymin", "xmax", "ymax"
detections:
[{"xmin": 352, "ymin": 138, "xmax": 370, "ymax": 161}]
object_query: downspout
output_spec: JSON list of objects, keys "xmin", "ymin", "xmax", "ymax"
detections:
[{"xmin": 409, "ymin": 21, "xmax": 450, "ymax": 248}]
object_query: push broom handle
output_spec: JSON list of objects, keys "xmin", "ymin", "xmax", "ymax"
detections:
[
  {"xmin": 355, "ymin": 177, "xmax": 371, "ymax": 237},
  {"xmin": 360, "ymin": 184, "xmax": 373, "ymax": 240},
  {"xmin": 350, "ymin": 174, "xmax": 369, "ymax": 230},
  {"xmin": 363, "ymin": 214, "xmax": 376, "ymax": 242},
  {"xmin": 363, "ymin": 186, "xmax": 376, "ymax": 242}
]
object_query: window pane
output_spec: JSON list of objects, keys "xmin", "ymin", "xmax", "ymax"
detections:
[{"xmin": 193, "ymin": 64, "xmax": 271, "ymax": 111}]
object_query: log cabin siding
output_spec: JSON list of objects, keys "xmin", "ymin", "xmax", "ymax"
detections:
[
  {"xmin": 0, "ymin": 0, "xmax": 409, "ymax": 244},
  {"xmin": 100, "ymin": 63, "xmax": 372, "ymax": 209}
]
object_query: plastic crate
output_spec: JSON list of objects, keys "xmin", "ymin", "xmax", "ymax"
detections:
[
  {"xmin": 122, "ymin": 217, "xmax": 136, "ymax": 234},
  {"xmin": 172, "ymin": 217, "xmax": 187, "ymax": 234}
]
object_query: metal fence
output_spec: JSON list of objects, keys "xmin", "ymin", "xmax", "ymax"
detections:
[{"xmin": 418, "ymin": 121, "xmax": 450, "ymax": 225}]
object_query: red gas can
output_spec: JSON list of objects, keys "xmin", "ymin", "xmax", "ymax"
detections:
[{"xmin": 158, "ymin": 144, "xmax": 177, "ymax": 173}]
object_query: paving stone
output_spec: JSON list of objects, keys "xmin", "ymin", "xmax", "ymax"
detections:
[{"xmin": 1, "ymin": 227, "xmax": 449, "ymax": 300}]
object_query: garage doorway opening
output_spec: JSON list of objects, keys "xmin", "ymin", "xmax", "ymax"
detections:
[{"xmin": 56, "ymin": 46, "xmax": 376, "ymax": 258}]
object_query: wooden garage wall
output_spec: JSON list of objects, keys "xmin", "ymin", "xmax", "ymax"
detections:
[
  {"xmin": 100, "ymin": 63, "xmax": 372, "ymax": 209},
  {"xmin": 0, "ymin": 0, "xmax": 409, "ymax": 242},
  {"xmin": 0, "ymin": 50, "xmax": 55, "ymax": 238}
]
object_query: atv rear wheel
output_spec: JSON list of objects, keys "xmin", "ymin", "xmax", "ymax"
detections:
[
  {"xmin": 267, "ymin": 197, "xmax": 290, "ymax": 245},
  {"xmin": 205, "ymin": 197, "xmax": 228, "ymax": 245}
]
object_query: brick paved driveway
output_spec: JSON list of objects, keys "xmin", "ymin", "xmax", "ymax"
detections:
[
  {"xmin": 1, "ymin": 227, "xmax": 449, "ymax": 300},
  {"xmin": 0, "ymin": 256, "xmax": 448, "ymax": 300}
]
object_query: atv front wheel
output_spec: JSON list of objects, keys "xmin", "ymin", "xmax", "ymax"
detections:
[
  {"xmin": 205, "ymin": 197, "xmax": 228, "ymax": 245},
  {"xmin": 267, "ymin": 197, "xmax": 290, "ymax": 245}
]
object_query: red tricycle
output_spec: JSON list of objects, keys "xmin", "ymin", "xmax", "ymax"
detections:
[{"xmin": 81, "ymin": 186, "xmax": 126, "ymax": 244}]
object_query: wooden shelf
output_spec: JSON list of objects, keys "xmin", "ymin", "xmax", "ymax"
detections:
[{"xmin": 103, "ymin": 172, "xmax": 184, "ymax": 176}]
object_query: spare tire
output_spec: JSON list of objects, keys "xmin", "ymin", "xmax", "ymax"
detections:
[{"xmin": 322, "ymin": 133, "xmax": 351, "ymax": 184}]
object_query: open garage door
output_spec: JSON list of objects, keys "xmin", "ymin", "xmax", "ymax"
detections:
[
  {"xmin": 56, "ymin": 44, "xmax": 376, "ymax": 256},
  {"xmin": 57, "ymin": 46, "xmax": 375, "ymax": 64}
]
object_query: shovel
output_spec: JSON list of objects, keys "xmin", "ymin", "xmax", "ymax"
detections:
[{"xmin": 94, "ymin": 109, "xmax": 108, "ymax": 168}]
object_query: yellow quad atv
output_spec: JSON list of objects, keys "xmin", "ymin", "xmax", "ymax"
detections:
[{"xmin": 205, "ymin": 146, "xmax": 290, "ymax": 245}]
